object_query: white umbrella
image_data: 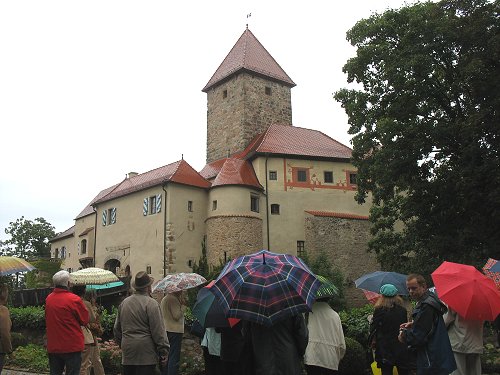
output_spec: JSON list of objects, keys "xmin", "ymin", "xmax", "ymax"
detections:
[
  {"xmin": 152, "ymin": 272, "xmax": 206, "ymax": 293},
  {"xmin": 70, "ymin": 267, "xmax": 119, "ymax": 285}
]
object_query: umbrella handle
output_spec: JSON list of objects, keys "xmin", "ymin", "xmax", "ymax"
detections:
[{"xmin": 263, "ymin": 253, "xmax": 266, "ymax": 265}]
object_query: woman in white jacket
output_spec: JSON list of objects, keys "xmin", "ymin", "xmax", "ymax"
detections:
[{"xmin": 304, "ymin": 298, "xmax": 346, "ymax": 374}]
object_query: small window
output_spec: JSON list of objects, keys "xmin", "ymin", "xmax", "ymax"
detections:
[
  {"xmin": 55, "ymin": 248, "xmax": 59, "ymax": 259},
  {"xmin": 269, "ymin": 171, "xmax": 277, "ymax": 180},
  {"xmin": 150, "ymin": 196, "xmax": 157, "ymax": 215},
  {"xmin": 81, "ymin": 239, "xmax": 87, "ymax": 255},
  {"xmin": 265, "ymin": 86, "xmax": 271, "ymax": 95},
  {"xmin": 297, "ymin": 169, "xmax": 307, "ymax": 182},
  {"xmin": 324, "ymin": 171, "xmax": 333, "ymax": 183},
  {"xmin": 67, "ymin": 268, "xmax": 73, "ymax": 273},
  {"xmin": 223, "ymin": 89, "xmax": 228, "ymax": 98},
  {"xmin": 349, "ymin": 173, "xmax": 357, "ymax": 185},
  {"xmin": 212, "ymin": 200, "xmax": 218, "ymax": 210},
  {"xmin": 146, "ymin": 266, "xmax": 152, "ymax": 274},
  {"xmin": 60, "ymin": 246, "xmax": 66, "ymax": 259},
  {"xmin": 188, "ymin": 201, "xmax": 193, "ymax": 212},
  {"xmin": 250, "ymin": 194, "xmax": 260, "ymax": 213},
  {"xmin": 271, "ymin": 204, "xmax": 280, "ymax": 215},
  {"xmin": 187, "ymin": 259, "xmax": 194, "ymax": 268},
  {"xmin": 297, "ymin": 241, "xmax": 305, "ymax": 258}
]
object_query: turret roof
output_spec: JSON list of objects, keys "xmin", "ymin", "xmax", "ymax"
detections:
[{"xmin": 202, "ymin": 28, "xmax": 295, "ymax": 92}]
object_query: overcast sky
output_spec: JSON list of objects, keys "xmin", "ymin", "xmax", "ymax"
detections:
[{"xmin": 0, "ymin": 0, "xmax": 415, "ymax": 240}]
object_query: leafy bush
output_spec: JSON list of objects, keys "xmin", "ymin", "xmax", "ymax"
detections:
[
  {"xmin": 482, "ymin": 343, "xmax": 500, "ymax": 373},
  {"xmin": 339, "ymin": 304, "xmax": 374, "ymax": 345},
  {"xmin": 10, "ymin": 306, "xmax": 46, "ymax": 330},
  {"xmin": 10, "ymin": 332, "xmax": 28, "ymax": 349},
  {"xmin": 338, "ymin": 337, "xmax": 368, "ymax": 375},
  {"xmin": 6, "ymin": 344, "xmax": 49, "ymax": 373},
  {"xmin": 100, "ymin": 306, "xmax": 118, "ymax": 340}
]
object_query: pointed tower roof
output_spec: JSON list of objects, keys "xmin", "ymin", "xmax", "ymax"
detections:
[{"xmin": 202, "ymin": 28, "xmax": 295, "ymax": 92}]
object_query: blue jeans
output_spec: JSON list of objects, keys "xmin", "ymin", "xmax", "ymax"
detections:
[
  {"xmin": 48, "ymin": 352, "xmax": 82, "ymax": 375},
  {"xmin": 163, "ymin": 331, "xmax": 182, "ymax": 375}
]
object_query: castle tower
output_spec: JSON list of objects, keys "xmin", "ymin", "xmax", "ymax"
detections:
[{"xmin": 202, "ymin": 28, "xmax": 296, "ymax": 163}]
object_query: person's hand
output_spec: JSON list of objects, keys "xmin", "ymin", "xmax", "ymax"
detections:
[
  {"xmin": 400, "ymin": 321, "xmax": 412, "ymax": 329},
  {"xmin": 159, "ymin": 355, "xmax": 168, "ymax": 368}
]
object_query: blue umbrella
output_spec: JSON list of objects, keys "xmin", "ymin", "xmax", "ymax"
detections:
[
  {"xmin": 354, "ymin": 271, "xmax": 408, "ymax": 296},
  {"xmin": 490, "ymin": 262, "xmax": 500, "ymax": 273},
  {"xmin": 86, "ymin": 281, "xmax": 124, "ymax": 290}
]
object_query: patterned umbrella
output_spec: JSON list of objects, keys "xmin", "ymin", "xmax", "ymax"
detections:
[
  {"xmin": 152, "ymin": 272, "xmax": 206, "ymax": 293},
  {"xmin": 192, "ymin": 280, "xmax": 240, "ymax": 328},
  {"xmin": 0, "ymin": 256, "xmax": 36, "ymax": 276},
  {"xmin": 70, "ymin": 267, "xmax": 119, "ymax": 285},
  {"xmin": 432, "ymin": 261, "xmax": 500, "ymax": 321},
  {"xmin": 483, "ymin": 258, "xmax": 500, "ymax": 289},
  {"xmin": 210, "ymin": 250, "xmax": 320, "ymax": 326},
  {"xmin": 354, "ymin": 271, "xmax": 408, "ymax": 296},
  {"xmin": 315, "ymin": 275, "xmax": 339, "ymax": 299}
]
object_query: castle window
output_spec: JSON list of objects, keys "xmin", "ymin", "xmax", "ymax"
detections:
[
  {"xmin": 297, "ymin": 169, "xmax": 307, "ymax": 182},
  {"xmin": 146, "ymin": 265, "xmax": 152, "ymax": 274},
  {"xmin": 271, "ymin": 204, "xmax": 280, "ymax": 215},
  {"xmin": 349, "ymin": 172, "xmax": 357, "ymax": 185},
  {"xmin": 297, "ymin": 241, "xmax": 305, "ymax": 258},
  {"xmin": 81, "ymin": 239, "xmax": 87, "ymax": 255},
  {"xmin": 269, "ymin": 171, "xmax": 277, "ymax": 180},
  {"xmin": 188, "ymin": 201, "xmax": 193, "ymax": 212},
  {"xmin": 223, "ymin": 89, "xmax": 228, "ymax": 98},
  {"xmin": 187, "ymin": 259, "xmax": 194, "ymax": 268},
  {"xmin": 324, "ymin": 171, "xmax": 333, "ymax": 183},
  {"xmin": 212, "ymin": 200, "xmax": 217, "ymax": 210},
  {"xmin": 265, "ymin": 86, "xmax": 271, "ymax": 95},
  {"xmin": 250, "ymin": 194, "xmax": 260, "ymax": 213}
]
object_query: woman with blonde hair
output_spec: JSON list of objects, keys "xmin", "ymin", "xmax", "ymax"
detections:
[{"xmin": 369, "ymin": 284, "xmax": 415, "ymax": 375}]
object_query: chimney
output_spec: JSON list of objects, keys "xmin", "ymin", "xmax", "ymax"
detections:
[{"xmin": 127, "ymin": 172, "xmax": 138, "ymax": 179}]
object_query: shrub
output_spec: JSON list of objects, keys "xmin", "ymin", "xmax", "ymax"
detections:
[
  {"xmin": 100, "ymin": 306, "xmax": 118, "ymax": 340},
  {"xmin": 10, "ymin": 332, "xmax": 28, "ymax": 349},
  {"xmin": 10, "ymin": 305, "xmax": 46, "ymax": 330},
  {"xmin": 339, "ymin": 304, "xmax": 374, "ymax": 345},
  {"xmin": 338, "ymin": 337, "xmax": 368, "ymax": 375},
  {"xmin": 6, "ymin": 343, "xmax": 49, "ymax": 373},
  {"xmin": 482, "ymin": 343, "xmax": 500, "ymax": 373}
]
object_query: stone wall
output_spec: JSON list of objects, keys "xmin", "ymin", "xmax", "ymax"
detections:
[
  {"xmin": 305, "ymin": 216, "xmax": 380, "ymax": 307},
  {"xmin": 206, "ymin": 216, "xmax": 263, "ymax": 265},
  {"xmin": 206, "ymin": 73, "xmax": 292, "ymax": 163}
]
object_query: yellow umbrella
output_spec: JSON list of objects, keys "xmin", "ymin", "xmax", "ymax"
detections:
[{"xmin": 0, "ymin": 256, "xmax": 36, "ymax": 276}]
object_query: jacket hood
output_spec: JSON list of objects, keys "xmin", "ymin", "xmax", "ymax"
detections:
[{"xmin": 421, "ymin": 290, "xmax": 448, "ymax": 315}]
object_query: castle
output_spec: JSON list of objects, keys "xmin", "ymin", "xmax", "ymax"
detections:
[{"xmin": 50, "ymin": 28, "xmax": 379, "ymax": 305}]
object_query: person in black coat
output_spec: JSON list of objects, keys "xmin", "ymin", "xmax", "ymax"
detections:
[
  {"xmin": 244, "ymin": 313, "xmax": 308, "ymax": 375},
  {"xmin": 370, "ymin": 284, "xmax": 415, "ymax": 375}
]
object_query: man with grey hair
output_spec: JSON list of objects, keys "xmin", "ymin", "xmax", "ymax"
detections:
[{"xmin": 45, "ymin": 270, "xmax": 89, "ymax": 375}]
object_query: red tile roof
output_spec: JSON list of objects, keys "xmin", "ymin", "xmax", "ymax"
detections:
[
  {"xmin": 50, "ymin": 225, "xmax": 75, "ymax": 242},
  {"xmin": 241, "ymin": 124, "xmax": 353, "ymax": 159},
  {"xmin": 202, "ymin": 28, "xmax": 295, "ymax": 92},
  {"xmin": 92, "ymin": 160, "xmax": 210, "ymax": 205},
  {"xmin": 211, "ymin": 158, "xmax": 263, "ymax": 190},
  {"xmin": 75, "ymin": 184, "xmax": 119, "ymax": 219},
  {"xmin": 305, "ymin": 211, "xmax": 369, "ymax": 220}
]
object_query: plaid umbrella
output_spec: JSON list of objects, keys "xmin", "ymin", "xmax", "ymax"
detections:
[
  {"xmin": 0, "ymin": 256, "xmax": 36, "ymax": 276},
  {"xmin": 210, "ymin": 250, "xmax": 320, "ymax": 326},
  {"xmin": 315, "ymin": 275, "xmax": 339, "ymax": 299},
  {"xmin": 483, "ymin": 258, "xmax": 500, "ymax": 289},
  {"xmin": 152, "ymin": 272, "xmax": 206, "ymax": 293},
  {"xmin": 192, "ymin": 281, "xmax": 240, "ymax": 328}
]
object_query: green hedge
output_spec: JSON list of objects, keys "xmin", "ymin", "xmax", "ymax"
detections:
[
  {"xmin": 10, "ymin": 306, "xmax": 46, "ymax": 330},
  {"xmin": 339, "ymin": 304, "xmax": 374, "ymax": 346},
  {"xmin": 338, "ymin": 337, "xmax": 368, "ymax": 375}
]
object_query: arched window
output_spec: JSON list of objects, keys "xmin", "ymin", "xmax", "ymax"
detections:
[{"xmin": 81, "ymin": 239, "xmax": 87, "ymax": 255}]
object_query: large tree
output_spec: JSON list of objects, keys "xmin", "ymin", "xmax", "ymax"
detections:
[
  {"xmin": 3, "ymin": 216, "xmax": 56, "ymax": 259},
  {"xmin": 334, "ymin": 0, "xmax": 500, "ymax": 275}
]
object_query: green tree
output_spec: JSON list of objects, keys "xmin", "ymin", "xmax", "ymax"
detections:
[
  {"xmin": 334, "ymin": 0, "xmax": 500, "ymax": 275},
  {"xmin": 3, "ymin": 216, "xmax": 56, "ymax": 259}
]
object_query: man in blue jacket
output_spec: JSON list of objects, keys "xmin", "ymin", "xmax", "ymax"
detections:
[{"xmin": 398, "ymin": 273, "xmax": 456, "ymax": 375}]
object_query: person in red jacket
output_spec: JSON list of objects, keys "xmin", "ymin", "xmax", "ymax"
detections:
[{"xmin": 45, "ymin": 270, "xmax": 89, "ymax": 375}]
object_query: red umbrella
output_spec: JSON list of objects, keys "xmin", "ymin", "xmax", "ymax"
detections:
[
  {"xmin": 362, "ymin": 289, "xmax": 381, "ymax": 305},
  {"xmin": 431, "ymin": 261, "xmax": 500, "ymax": 321},
  {"xmin": 482, "ymin": 258, "xmax": 500, "ymax": 290}
]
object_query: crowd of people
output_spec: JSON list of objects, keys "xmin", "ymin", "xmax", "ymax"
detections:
[{"xmin": 0, "ymin": 269, "xmax": 496, "ymax": 375}]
